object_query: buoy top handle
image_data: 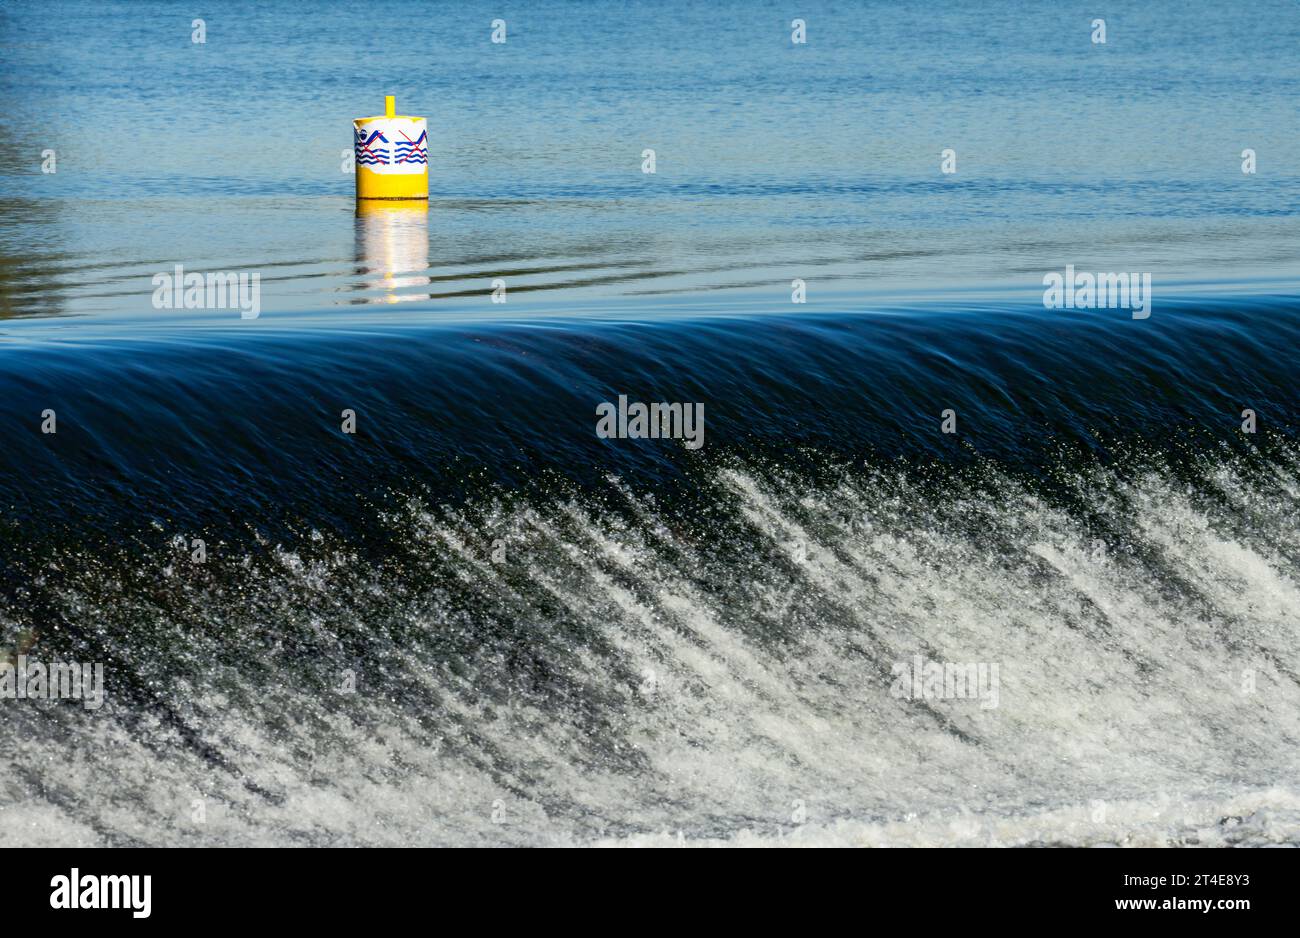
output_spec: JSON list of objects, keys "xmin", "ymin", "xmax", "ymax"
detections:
[{"xmin": 353, "ymin": 94, "xmax": 420, "ymax": 126}]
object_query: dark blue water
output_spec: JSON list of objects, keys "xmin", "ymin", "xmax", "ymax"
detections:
[
  {"xmin": 1, "ymin": 0, "xmax": 1299, "ymax": 846},
  {"xmin": 1, "ymin": 294, "xmax": 1296, "ymax": 532}
]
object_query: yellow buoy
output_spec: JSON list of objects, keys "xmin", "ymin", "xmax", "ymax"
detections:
[{"xmin": 354, "ymin": 95, "xmax": 428, "ymax": 200}]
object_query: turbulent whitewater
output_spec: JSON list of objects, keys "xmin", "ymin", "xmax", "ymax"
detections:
[
  {"xmin": 3, "ymin": 294, "xmax": 1300, "ymax": 846},
  {"xmin": 3, "ymin": 440, "xmax": 1299, "ymax": 846}
]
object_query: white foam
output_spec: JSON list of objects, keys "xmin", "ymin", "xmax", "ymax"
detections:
[{"xmin": 4, "ymin": 453, "xmax": 1299, "ymax": 845}]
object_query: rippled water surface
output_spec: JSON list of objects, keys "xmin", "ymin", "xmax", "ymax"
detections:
[{"xmin": 2, "ymin": 0, "xmax": 1298, "ymax": 314}]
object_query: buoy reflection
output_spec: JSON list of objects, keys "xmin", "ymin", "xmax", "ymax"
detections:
[{"xmin": 354, "ymin": 200, "xmax": 430, "ymax": 304}]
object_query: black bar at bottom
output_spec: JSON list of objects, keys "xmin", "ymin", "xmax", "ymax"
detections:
[{"xmin": 0, "ymin": 846, "xmax": 1288, "ymax": 925}]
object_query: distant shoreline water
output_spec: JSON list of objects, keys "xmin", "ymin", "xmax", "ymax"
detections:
[{"xmin": 4, "ymin": 0, "xmax": 1299, "ymax": 321}]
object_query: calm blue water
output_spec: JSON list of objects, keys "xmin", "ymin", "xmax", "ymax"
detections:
[
  {"xmin": 1, "ymin": 1, "xmax": 1299, "ymax": 847},
  {"xmin": 2, "ymin": 0, "xmax": 1298, "ymax": 312}
]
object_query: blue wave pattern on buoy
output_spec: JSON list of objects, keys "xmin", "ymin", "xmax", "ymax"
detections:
[
  {"xmin": 354, "ymin": 128, "xmax": 390, "ymax": 166},
  {"xmin": 393, "ymin": 129, "xmax": 427, "ymax": 165}
]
